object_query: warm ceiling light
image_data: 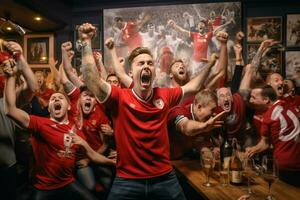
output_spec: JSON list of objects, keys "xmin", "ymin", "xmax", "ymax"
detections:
[
  {"xmin": 34, "ymin": 17, "xmax": 42, "ymax": 21},
  {"xmin": 6, "ymin": 27, "xmax": 12, "ymax": 31}
]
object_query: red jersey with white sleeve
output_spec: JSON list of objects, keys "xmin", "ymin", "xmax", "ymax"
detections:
[
  {"xmin": 190, "ymin": 31, "xmax": 213, "ymax": 62},
  {"xmin": 217, "ymin": 93, "xmax": 246, "ymax": 140},
  {"xmin": 122, "ymin": 21, "xmax": 143, "ymax": 52},
  {"xmin": 28, "ymin": 115, "xmax": 86, "ymax": 190},
  {"xmin": 260, "ymin": 100, "xmax": 300, "ymax": 170},
  {"xmin": 103, "ymin": 86, "xmax": 183, "ymax": 179},
  {"xmin": 167, "ymin": 104, "xmax": 194, "ymax": 160},
  {"xmin": 283, "ymin": 95, "xmax": 300, "ymax": 118}
]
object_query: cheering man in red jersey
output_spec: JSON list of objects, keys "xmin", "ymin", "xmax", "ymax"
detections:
[{"xmin": 78, "ymin": 22, "xmax": 221, "ymax": 200}]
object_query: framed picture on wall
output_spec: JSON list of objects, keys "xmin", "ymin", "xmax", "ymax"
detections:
[
  {"xmin": 24, "ymin": 34, "xmax": 54, "ymax": 68},
  {"xmin": 285, "ymin": 51, "xmax": 300, "ymax": 86},
  {"xmin": 247, "ymin": 44, "xmax": 282, "ymax": 79},
  {"xmin": 103, "ymin": 2, "xmax": 241, "ymax": 86},
  {"xmin": 247, "ymin": 17, "xmax": 282, "ymax": 43},
  {"xmin": 286, "ymin": 14, "xmax": 300, "ymax": 47}
]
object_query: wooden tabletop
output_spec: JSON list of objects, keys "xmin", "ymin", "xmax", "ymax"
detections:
[{"xmin": 172, "ymin": 159, "xmax": 300, "ymax": 200}]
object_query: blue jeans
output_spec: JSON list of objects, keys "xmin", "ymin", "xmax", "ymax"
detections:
[
  {"xmin": 32, "ymin": 181, "xmax": 97, "ymax": 200},
  {"xmin": 107, "ymin": 170, "xmax": 186, "ymax": 200}
]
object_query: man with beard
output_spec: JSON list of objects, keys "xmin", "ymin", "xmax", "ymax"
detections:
[
  {"xmin": 246, "ymin": 85, "xmax": 300, "ymax": 187},
  {"xmin": 167, "ymin": 89, "xmax": 225, "ymax": 160},
  {"xmin": 78, "ymin": 23, "xmax": 221, "ymax": 200}
]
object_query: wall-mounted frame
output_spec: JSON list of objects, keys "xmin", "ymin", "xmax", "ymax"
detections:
[
  {"xmin": 285, "ymin": 51, "xmax": 300, "ymax": 86},
  {"xmin": 24, "ymin": 34, "xmax": 54, "ymax": 68},
  {"xmin": 286, "ymin": 14, "xmax": 300, "ymax": 48},
  {"xmin": 247, "ymin": 44, "xmax": 282, "ymax": 79},
  {"xmin": 247, "ymin": 16, "xmax": 282, "ymax": 43},
  {"xmin": 103, "ymin": 2, "xmax": 241, "ymax": 85}
]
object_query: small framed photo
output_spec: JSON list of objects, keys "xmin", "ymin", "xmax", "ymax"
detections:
[
  {"xmin": 286, "ymin": 14, "xmax": 300, "ymax": 47},
  {"xmin": 285, "ymin": 51, "xmax": 300, "ymax": 86},
  {"xmin": 24, "ymin": 34, "xmax": 54, "ymax": 68},
  {"xmin": 247, "ymin": 44, "xmax": 282, "ymax": 79},
  {"xmin": 247, "ymin": 17, "xmax": 282, "ymax": 43}
]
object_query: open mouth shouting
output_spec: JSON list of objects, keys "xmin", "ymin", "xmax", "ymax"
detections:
[
  {"xmin": 222, "ymin": 101, "xmax": 231, "ymax": 112},
  {"xmin": 140, "ymin": 70, "xmax": 152, "ymax": 88},
  {"xmin": 53, "ymin": 102, "xmax": 62, "ymax": 115},
  {"xmin": 82, "ymin": 101, "xmax": 93, "ymax": 114}
]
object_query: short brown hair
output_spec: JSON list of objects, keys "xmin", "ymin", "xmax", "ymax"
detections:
[
  {"xmin": 194, "ymin": 89, "xmax": 217, "ymax": 107},
  {"xmin": 261, "ymin": 85, "xmax": 277, "ymax": 102},
  {"xmin": 128, "ymin": 47, "xmax": 153, "ymax": 67},
  {"xmin": 169, "ymin": 58, "xmax": 184, "ymax": 72}
]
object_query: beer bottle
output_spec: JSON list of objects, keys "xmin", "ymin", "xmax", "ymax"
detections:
[
  {"xmin": 230, "ymin": 138, "xmax": 243, "ymax": 185},
  {"xmin": 220, "ymin": 125, "xmax": 232, "ymax": 169}
]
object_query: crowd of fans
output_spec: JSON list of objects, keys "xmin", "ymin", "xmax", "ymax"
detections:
[{"xmin": 0, "ymin": 16, "xmax": 299, "ymax": 200}]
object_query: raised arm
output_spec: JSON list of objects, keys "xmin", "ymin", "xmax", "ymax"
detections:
[
  {"xmin": 105, "ymin": 37, "xmax": 133, "ymax": 88},
  {"xmin": 78, "ymin": 23, "xmax": 111, "ymax": 103},
  {"xmin": 94, "ymin": 51, "xmax": 108, "ymax": 80},
  {"xmin": 182, "ymin": 54, "xmax": 218, "ymax": 99},
  {"xmin": 206, "ymin": 31, "xmax": 229, "ymax": 90},
  {"xmin": 4, "ymin": 65, "xmax": 30, "ymax": 128},
  {"xmin": 168, "ymin": 20, "xmax": 190, "ymax": 38},
  {"xmin": 250, "ymin": 39, "xmax": 279, "ymax": 79},
  {"xmin": 61, "ymin": 42, "xmax": 83, "ymax": 88},
  {"xmin": 5, "ymin": 41, "xmax": 38, "ymax": 101}
]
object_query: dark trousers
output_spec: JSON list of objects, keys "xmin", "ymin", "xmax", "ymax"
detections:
[
  {"xmin": 0, "ymin": 164, "xmax": 16, "ymax": 200},
  {"xmin": 32, "ymin": 181, "xmax": 97, "ymax": 200},
  {"xmin": 107, "ymin": 170, "xmax": 187, "ymax": 200}
]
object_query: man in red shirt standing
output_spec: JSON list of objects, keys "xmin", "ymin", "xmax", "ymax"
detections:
[
  {"xmin": 4, "ymin": 63, "xmax": 114, "ymax": 199},
  {"xmin": 246, "ymin": 85, "xmax": 300, "ymax": 187},
  {"xmin": 78, "ymin": 23, "xmax": 220, "ymax": 200}
]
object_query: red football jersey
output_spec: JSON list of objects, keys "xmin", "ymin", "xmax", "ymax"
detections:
[
  {"xmin": 283, "ymin": 95, "xmax": 300, "ymax": 118},
  {"xmin": 217, "ymin": 93, "xmax": 246, "ymax": 139},
  {"xmin": 261, "ymin": 100, "xmax": 300, "ymax": 170},
  {"xmin": 28, "ymin": 115, "xmax": 86, "ymax": 190},
  {"xmin": 122, "ymin": 21, "xmax": 143, "ymax": 52},
  {"xmin": 190, "ymin": 32, "xmax": 213, "ymax": 62},
  {"xmin": 68, "ymin": 88, "xmax": 110, "ymax": 151},
  {"xmin": 103, "ymin": 86, "xmax": 183, "ymax": 179}
]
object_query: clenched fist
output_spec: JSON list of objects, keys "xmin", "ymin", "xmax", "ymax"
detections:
[
  {"xmin": 78, "ymin": 23, "xmax": 96, "ymax": 42},
  {"xmin": 216, "ymin": 31, "xmax": 228, "ymax": 44}
]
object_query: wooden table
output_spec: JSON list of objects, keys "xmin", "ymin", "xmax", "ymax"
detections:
[{"xmin": 172, "ymin": 159, "xmax": 300, "ymax": 200}]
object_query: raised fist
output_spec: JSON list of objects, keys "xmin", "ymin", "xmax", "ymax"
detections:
[
  {"xmin": 167, "ymin": 20, "xmax": 176, "ymax": 28},
  {"xmin": 2, "ymin": 59, "xmax": 17, "ymax": 77},
  {"xmin": 5, "ymin": 41, "xmax": 23, "ymax": 55},
  {"xmin": 78, "ymin": 23, "xmax": 96, "ymax": 42},
  {"xmin": 105, "ymin": 37, "xmax": 115, "ymax": 50},
  {"xmin": 216, "ymin": 31, "xmax": 228, "ymax": 44}
]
